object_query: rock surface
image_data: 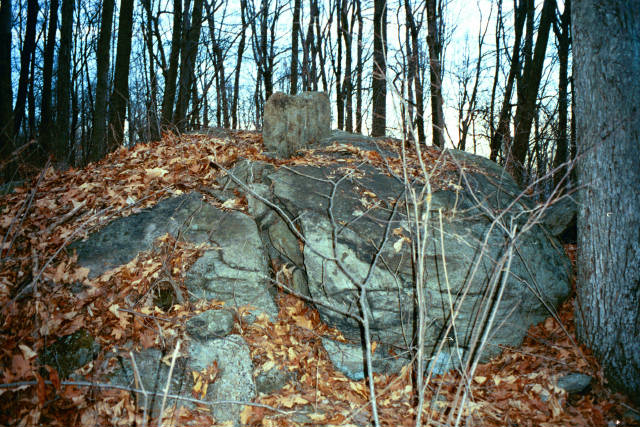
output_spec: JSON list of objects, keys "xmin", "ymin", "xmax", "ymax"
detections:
[
  {"xmin": 69, "ymin": 129, "xmax": 572, "ymax": 420},
  {"xmin": 256, "ymin": 134, "xmax": 570, "ymax": 365},
  {"xmin": 263, "ymin": 91, "xmax": 331, "ymax": 157}
]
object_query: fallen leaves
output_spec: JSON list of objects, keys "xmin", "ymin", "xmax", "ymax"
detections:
[{"xmin": 0, "ymin": 131, "xmax": 635, "ymax": 426}]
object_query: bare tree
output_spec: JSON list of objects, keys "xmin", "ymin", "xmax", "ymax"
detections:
[
  {"xmin": 54, "ymin": 0, "xmax": 74, "ymax": 162},
  {"xmin": 174, "ymin": 0, "xmax": 204, "ymax": 131},
  {"xmin": 90, "ymin": 0, "xmax": 115, "ymax": 161},
  {"xmin": 290, "ymin": 0, "xmax": 301, "ymax": 94},
  {"xmin": 161, "ymin": 0, "xmax": 183, "ymax": 129},
  {"xmin": 573, "ymin": 0, "xmax": 640, "ymax": 405},
  {"xmin": 371, "ymin": 0, "xmax": 387, "ymax": 136},
  {"xmin": 39, "ymin": 0, "xmax": 60, "ymax": 154},
  {"xmin": 0, "ymin": 0, "xmax": 14, "ymax": 163},
  {"xmin": 14, "ymin": 0, "xmax": 38, "ymax": 137},
  {"xmin": 107, "ymin": 0, "xmax": 136, "ymax": 151},
  {"xmin": 426, "ymin": 0, "xmax": 444, "ymax": 147},
  {"xmin": 404, "ymin": 0, "xmax": 425, "ymax": 144},
  {"xmin": 141, "ymin": 0, "xmax": 161, "ymax": 140},
  {"xmin": 232, "ymin": 0, "xmax": 247, "ymax": 128},
  {"xmin": 509, "ymin": 0, "xmax": 555, "ymax": 184},
  {"xmin": 552, "ymin": 0, "xmax": 570, "ymax": 188}
]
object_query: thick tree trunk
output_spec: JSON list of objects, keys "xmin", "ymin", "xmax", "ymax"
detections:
[
  {"xmin": 573, "ymin": 0, "xmax": 640, "ymax": 405},
  {"xmin": 54, "ymin": 0, "xmax": 74, "ymax": 163},
  {"xmin": 371, "ymin": 0, "xmax": 386, "ymax": 137},
  {"xmin": 0, "ymin": 0, "xmax": 13, "ymax": 162},
  {"xmin": 290, "ymin": 0, "xmax": 301, "ymax": 95},
  {"xmin": 510, "ymin": 0, "xmax": 555, "ymax": 185},
  {"xmin": 40, "ymin": 0, "xmax": 60, "ymax": 154},
  {"xmin": 14, "ymin": 0, "xmax": 38, "ymax": 137},
  {"xmin": 90, "ymin": 0, "xmax": 115, "ymax": 161},
  {"xmin": 161, "ymin": 0, "xmax": 182, "ymax": 129},
  {"xmin": 426, "ymin": 0, "xmax": 444, "ymax": 148},
  {"xmin": 107, "ymin": 0, "xmax": 136, "ymax": 152}
]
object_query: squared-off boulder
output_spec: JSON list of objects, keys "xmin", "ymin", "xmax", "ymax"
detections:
[{"xmin": 263, "ymin": 91, "xmax": 331, "ymax": 157}]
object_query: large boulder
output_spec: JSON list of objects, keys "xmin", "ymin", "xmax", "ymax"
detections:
[
  {"xmin": 262, "ymin": 91, "xmax": 331, "ymax": 157},
  {"xmin": 247, "ymin": 131, "xmax": 571, "ymax": 369}
]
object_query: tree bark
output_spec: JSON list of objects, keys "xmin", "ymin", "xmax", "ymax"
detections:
[
  {"xmin": 426, "ymin": 0, "xmax": 444, "ymax": 148},
  {"xmin": 355, "ymin": 0, "xmax": 362, "ymax": 133},
  {"xmin": 335, "ymin": 0, "xmax": 344, "ymax": 130},
  {"xmin": 174, "ymin": 0, "xmax": 204, "ymax": 131},
  {"xmin": 54, "ymin": 0, "xmax": 74, "ymax": 163},
  {"xmin": 573, "ymin": 0, "xmax": 640, "ymax": 405},
  {"xmin": 405, "ymin": 0, "xmax": 425, "ymax": 144},
  {"xmin": 14, "ymin": 0, "xmax": 38, "ymax": 137},
  {"xmin": 107, "ymin": 0, "xmax": 136, "ymax": 152},
  {"xmin": 371, "ymin": 0, "xmax": 386, "ymax": 137},
  {"xmin": 509, "ymin": 0, "xmax": 555, "ymax": 185},
  {"xmin": 90, "ymin": 0, "xmax": 115, "ymax": 161},
  {"xmin": 490, "ymin": 0, "xmax": 527, "ymax": 162},
  {"xmin": 232, "ymin": 0, "xmax": 246, "ymax": 129},
  {"xmin": 40, "ymin": 0, "xmax": 60, "ymax": 154},
  {"xmin": 161, "ymin": 0, "xmax": 182, "ymax": 129},
  {"xmin": 290, "ymin": 0, "xmax": 301, "ymax": 95},
  {"xmin": 142, "ymin": 0, "xmax": 161, "ymax": 140},
  {"xmin": 552, "ymin": 0, "xmax": 570, "ymax": 188},
  {"xmin": 0, "ymin": 0, "xmax": 14, "ymax": 161}
]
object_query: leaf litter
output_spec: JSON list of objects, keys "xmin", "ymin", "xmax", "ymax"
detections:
[{"xmin": 0, "ymin": 131, "xmax": 637, "ymax": 426}]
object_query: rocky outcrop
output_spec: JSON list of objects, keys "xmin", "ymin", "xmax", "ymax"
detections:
[
  {"xmin": 69, "ymin": 130, "xmax": 571, "ymax": 423},
  {"xmin": 262, "ymin": 91, "xmax": 331, "ymax": 157}
]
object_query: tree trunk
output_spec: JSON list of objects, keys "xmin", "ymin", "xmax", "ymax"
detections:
[
  {"xmin": 90, "ymin": 0, "xmax": 115, "ymax": 161},
  {"xmin": 142, "ymin": 0, "xmax": 161, "ymax": 140},
  {"xmin": 290, "ymin": 0, "xmax": 301, "ymax": 95},
  {"xmin": 552, "ymin": 0, "xmax": 570, "ymax": 188},
  {"xmin": 342, "ymin": 0, "xmax": 353, "ymax": 133},
  {"xmin": 355, "ymin": 0, "xmax": 362, "ymax": 133},
  {"xmin": 54, "ymin": 0, "xmax": 74, "ymax": 163},
  {"xmin": 39, "ymin": 0, "xmax": 60, "ymax": 154},
  {"xmin": 14, "ymin": 0, "xmax": 38, "ymax": 137},
  {"xmin": 161, "ymin": 0, "xmax": 182, "ymax": 129},
  {"xmin": 405, "ymin": 0, "xmax": 425, "ymax": 144},
  {"xmin": 107, "ymin": 0, "xmax": 136, "ymax": 152},
  {"xmin": 335, "ymin": 0, "xmax": 344, "ymax": 130},
  {"xmin": 426, "ymin": 0, "xmax": 444, "ymax": 148},
  {"xmin": 490, "ymin": 0, "xmax": 526, "ymax": 162},
  {"xmin": 0, "ymin": 0, "xmax": 13, "ymax": 162},
  {"xmin": 371, "ymin": 0, "xmax": 386, "ymax": 137},
  {"xmin": 573, "ymin": 0, "xmax": 640, "ymax": 405},
  {"xmin": 232, "ymin": 0, "xmax": 246, "ymax": 129},
  {"xmin": 174, "ymin": 0, "xmax": 204, "ymax": 131},
  {"xmin": 509, "ymin": 0, "xmax": 555, "ymax": 185}
]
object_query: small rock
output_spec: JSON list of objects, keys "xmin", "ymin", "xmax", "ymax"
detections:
[
  {"xmin": 556, "ymin": 372, "xmax": 592, "ymax": 394},
  {"xmin": 187, "ymin": 309, "xmax": 235, "ymax": 340}
]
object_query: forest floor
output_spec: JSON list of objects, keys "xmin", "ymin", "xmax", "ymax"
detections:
[{"xmin": 0, "ymin": 131, "xmax": 638, "ymax": 426}]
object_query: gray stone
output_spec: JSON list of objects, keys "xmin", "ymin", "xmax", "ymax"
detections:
[
  {"xmin": 263, "ymin": 91, "xmax": 331, "ymax": 157},
  {"xmin": 260, "ymin": 132, "xmax": 570, "ymax": 367},
  {"xmin": 321, "ymin": 337, "xmax": 406, "ymax": 381},
  {"xmin": 187, "ymin": 309, "xmax": 235, "ymax": 340},
  {"xmin": 556, "ymin": 372, "xmax": 592, "ymax": 394},
  {"xmin": 70, "ymin": 192, "xmax": 225, "ymax": 279},
  {"xmin": 184, "ymin": 208, "xmax": 278, "ymax": 323},
  {"xmin": 189, "ymin": 335, "xmax": 256, "ymax": 426},
  {"xmin": 540, "ymin": 196, "xmax": 578, "ymax": 239}
]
